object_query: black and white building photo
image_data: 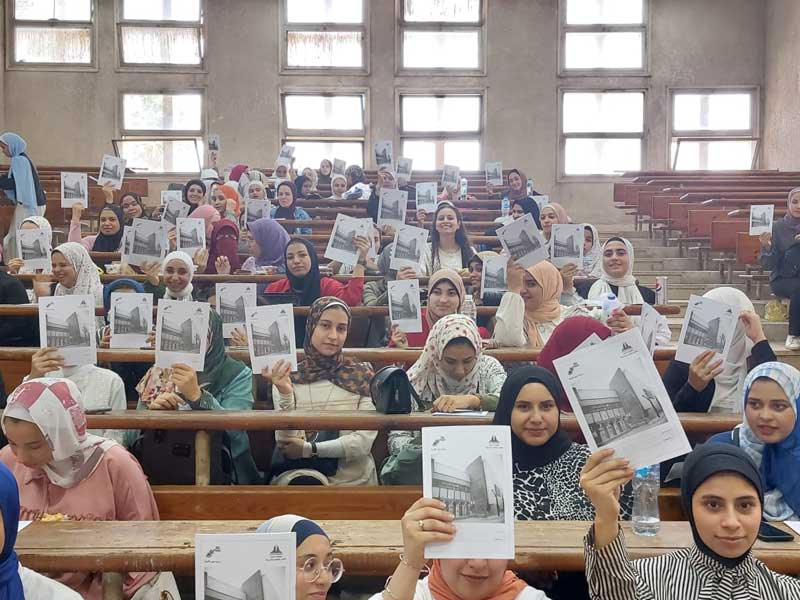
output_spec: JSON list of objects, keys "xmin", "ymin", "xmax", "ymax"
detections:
[
  {"xmin": 390, "ymin": 288, "xmax": 418, "ymax": 320},
  {"xmin": 430, "ymin": 453, "xmax": 505, "ymax": 522},
  {"xmin": 163, "ymin": 201, "xmax": 188, "ymax": 225},
  {"xmin": 394, "ymin": 232, "xmax": 422, "ymax": 262},
  {"xmin": 220, "ymin": 295, "xmax": 247, "ymax": 325},
  {"xmin": 61, "ymin": 173, "xmax": 86, "ymax": 201},
  {"xmin": 113, "ymin": 303, "xmax": 149, "ymax": 335},
  {"xmin": 750, "ymin": 206, "xmax": 772, "ymax": 228},
  {"xmin": 416, "ymin": 185, "xmax": 436, "ymax": 206},
  {"xmin": 132, "ymin": 227, "xmax": 162, "ymax": 256},
  {"xmin": 374, "ymin": 142, "xmax": 392, "ymax": 165},
  {"xmin": 552, "ymin": 231, "xmax": 580, "ymax": 258},
  {"xmin": 442, "ymin": 165, "xmax": 459, "ymax": 186},
  {"xmin": 330, "ymin": 222, "xmax": 359, "ymax": 253},
  {"xmin": 160, "ymin": 313, "xmax": 203, "ymax": 353},
  {"xmin": 100, "ymin": 159, "xmax": 122, "ymax": 181},
  {"xmin": 251, "ymin": 320, "xmax": 292, "ymax": 357},
  {"xmin": 483, "ymin": 261, "xmax": 506, "ymax": 290},
  {"xmin": 506, "ymin": 228, "xmax": 541, "ymax": 260},
  {"xmin": 179, "ymin": 222, "xmax": 203, "ymax": 248},
  {"xmin": 246, "ymin": 201, "xmax": 269, "ymax": 223},
  {"xmin": 20, "ymin": 235, "xmax": 48, "ymax": 260},
  {"xmin": 45, "ymin": 311, "xmax": 92, "ymax": 349},
  {"xmin": 486, "ymin": 162, "xmax": 502, "ymax": 182},
  {"xmin": 380, "ymin": 194, "xmax": 403, "ymax": 221},
  {"xmin": 683, "ymin": 311, "xmax": 730, "ymax": 353}
]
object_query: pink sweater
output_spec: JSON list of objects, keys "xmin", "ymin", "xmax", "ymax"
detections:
[
  {"xmin": 68, "ymin": 221, "xmax": 97, "ymax": 251},
  {"xmin": 0, "ymin": 445, "xmax": 159, "ymax": 599}
]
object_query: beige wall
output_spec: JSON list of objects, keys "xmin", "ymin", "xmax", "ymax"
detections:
[
  {"xmin": 1, "ymin": 0, "xmax": 767, "ymax": 223},
  {"xmin": 763, "ymin": 0, "xmax": 800, "ymax": 170}
]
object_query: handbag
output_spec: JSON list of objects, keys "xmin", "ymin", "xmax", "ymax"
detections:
[
  {"xmin": 370, "ymin": 366, "xmax": 425, "ymax": 414},
  {"xmin": 379, "ymin": 435, "xmax": 423, "ymax": 485},
  {"xmin": 131, "ymin": 429, "xmax": 233, "ymax": 485},
  {"xmin": 270, "ymin": 429, "xmax": 340, "ymax": 479}
]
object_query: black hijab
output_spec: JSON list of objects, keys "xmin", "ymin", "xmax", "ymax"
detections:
[
  {"xmin": 493, "ymin": 366, "xmax": 573, "ymax": 470},
  {"xmin": 182, "ymin": 179, "xmax": 207, "ymax": 214},
  {"xmin": 681, "ymin": 443, "xmax": 764, "ymax": 569},
  {"xmin": 92, "ymin": 204, "xmax": 126, "ymax": 252},
  {"xmin": 275, "ymin": 181, "xmax": 299, "ymax": 232},
  {"xmin": 285, "ymin": 237, "xmax": 321, "ymax": 346}
]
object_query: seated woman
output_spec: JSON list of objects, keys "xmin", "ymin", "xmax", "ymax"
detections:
[
  {"xmin": 132, "ymin": 311, "xmax": 262, "ymax": 485},
  {"xmin": 258, "ymin": 515, "xmax": 343, "ymax": 600},
  {"xmin": 581, "ymin": 442, "xmax": 800, "ymax": 598},
  {"xmin": 33, "ymin": 242, "xmax": 104, "ymax": 308},
  {"xmin": 152, "ymin": 250, "xmax": 199, "ymax": 301},
  {"xmin": 329, "ymin": 224, "xmax": 382, "ymax": 275},
  {"xmin": 371, "ymin": 497, "xmax": 549, "ymax": 600},
  {"xmin": 208, "ymin": 182, "xmax": 239, "ymax": 221},
  {"xmin": 7, "ymin": 215, "xmax": 52, "ymax": 274},
  {"xmin": 366, "ymin": 168, "xmax": 398, "ymax": 222},
  {"xmin": 345, "ymin": 164, "xmax": 372, "ymax": 200},
  {"xmin": 182, "ymin": 178, "xmax": 207, "ymax": 214},
  {"xmin": 300, "ymin": 170, "xmax": 321, "ymax": 196},
  {"xmin": 271, "ymin": 181, "xmax": 312, "ymax": 235},
  {"xmin": 488, "ymin": 168, "xmax": 542, "ymax": 228},
  {"xmin": 390, "ymin": 268, "xmax": 491, "ymax": 349},
  {"xmin": 539, "ymin": 203, "xmax": 569, "ymax": 243},
  {"xmin": 1, "ymin": 378, "xmax": 178, "ymax": 599},
  {"xmin": 663, "ymin": 287, "xmax": 776, "ymax": 413},
  {"xmin": 119, "ymin": 191, "xmax": 147, "ymax": 225},
  {"xmin": 577, "ymin": 224, "xmax": 602, "ymax": 278},
  {"xmin": 709, "ymin": 362, "xmax": 800, "ymax": 520},
  {"xmin": 245, "ymin": 179, "xmax": 272, "ymax": 205},
  {"xmin": 240, "ymin": 217, "xmax": 290, "ymax": 274},
  {"xmin": 417, "ymin": 202, "xmax": 476, "ymax": 275},
  {"xmin": 468, "ymin": 251, "xmax": 504, "ymax": 309},
  {"xmin": 330, "ymin": 173, "xmax": 348, "ymax": 200},
  {"xmin": 262, "ymin": 297, "xmax": 378, "ymax": 486},
  {"xmin": 68, "ymin": 203, "xmax": 125, "ymax": 252},
  {"xmin": 205, "ymin": 217, "xmax": 242, "ymax": 274},
  {"xmin": 318, "ymin": 159, "xmax": 333, "ymax": 187}
]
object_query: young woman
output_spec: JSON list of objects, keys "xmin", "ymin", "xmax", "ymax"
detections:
[
  {"xmin": 301, "ymin": 169, "xmax": 319, "ymax": 193},
  {"xmin": 709, "ymin": 362, "xmax": 800, "ymax": 520},
  {"xmin": 0, "ymin": 132, "xmax": 45, "ymax": 261},
  {"xmin": 579, "ymin": 237, "xmax": 654, "ymax": 303},
  {"xmin": 6, "ymin": 215, "xmax": 52, "ymax": 275},
  {"xmin": 262, "ymin": 297, "xmax": 378, "ymax": 486},
  {"xmin": 246, "ymin": 179, "xmax": 271, "ymax": 202},
  {"xmin": 330, "ymin": 174, "xmax": 348, "ymax": 200},
  {"xmin": 663, "ymin": 287, "xmax": 776, "ymax": 413},
  {"xmin": 539, "ymin": 203, "xmax": 569, "ymax": 242},
  {"xmin": 0, "ymin": 378, "xmax": 175, "ymax": 599},
  {"xmin": 419, "ymin": 202, "xmax": 475, "ymax": 275},
  {"xmin": 372, "ymin": 497, "xmax": 549, "ymax": 600},
  {"xmin": 205, "ymin": 218, "xmax": 242, "ymax": 274},
  {"xmin": 345, "ymin": 164, "xmax": 372, "ymax": 200},
  {"xmin": 294, "ymin": 174, "xmax": 321, "ymax": 201},
  {"xmin": 68, "ymin": 203, "xmax": 125, "ymax": 252},
  {"xmin": 118, "ymin": 191, "xmax": 146, "ymax": 224},
  {"xmin": 182, "ymin": 178, "xmax": 207, "ymax": 215},
  {"xmin": 367, "ymin": 168, "xmax": 400, "ymax": 223},
  {"xmin": 467, "ymin": 251, "xmax": 504, "ymax": 314},
  {"xmin": 760, "ymin": 187, "xmax": 800, "ymax": 350},
  {"xmin": 132, "ymin": 312, "xmax": 262, "ymax": 485},
  {"xmin": 390, "ymin": 268, "xmax": 491, "ymax": 349},
  {"xmin": 578, "ymin": 224, "xmax": 602, "ymax": 278},
  {"xmin": 155, "ymin": 250, "xmax": 198, "ymax": 301},
  {"xmin": 240, "ymin": 217, "xmax": 290, "ymax": 274},
  {"xmin": 208, "ymin": 182, "xmax": 239, "ymax": 221},
  {"xmin": 318, "ymin": 159, "xmax": 333, "ymax": 187},
  {"xmin": 271, "ymin": 181, "xmax": 312, "ymax": 235},
  {"xmin": 258, "ymin": 515, "xmax": 343, "ymax": 600},
  {"xmin": 581, "ymin": 442, "xmax": 800, "ymax": 598},
  {"xmin": 489, "ymin": 169, "xmax": 542, "ymax": 228},
  {"xmin": 33, "ymin": 242, "xmax": 104, "ymax": 308}
]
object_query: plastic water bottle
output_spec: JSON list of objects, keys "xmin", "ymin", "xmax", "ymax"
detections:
[
  {"xmin": 632, "ymin": 464, "xmax": 661, "ymax": 536},
  {"xmin": 501, "ymin": 196, "xmax": 511, "ymax": 218},
  {"xmin": 601, "ymin": 292, "xmax": 623, "ymax": 321},
  {"xmin": 526, "ymin": 178, "xmax": 534, "ymax": 197},
  {"xmin": 461, "ymin": 294, "xmax": 477, "ymax": 323},
  {"xmin": 459, "ymin": 178, "xmax": 468, "ymax": 200}
]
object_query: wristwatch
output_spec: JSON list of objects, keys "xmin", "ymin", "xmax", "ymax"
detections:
[{"xmin": 357, "ymin": 256, "xmax": 367, "ymax": 266}]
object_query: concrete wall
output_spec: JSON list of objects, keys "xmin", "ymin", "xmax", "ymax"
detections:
[
  {"xmin": 1, "ymin": 0, "xmax": 767, "ymax": 224},
  {"xmin": 763, "ymin": 0, "xmax": 800, "ymax": 170}
]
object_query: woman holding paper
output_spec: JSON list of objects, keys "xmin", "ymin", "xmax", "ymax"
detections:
[
  {"xmin": 33, "ymin": 242, "xmax": 104, "ymax": 309},
  {"xmin": 270, "ymin": 181, "xmax": 312, "ymax": 235},
  {"xmin": 581, "ymin": 442, "xmax": 800, "ymax": 599},
  {"xmin": 318, "ymin": 159, "xmax": 333, "ymax": 186},
  {"xmin": 709, "ymin": 362, "xmax": 800, "ymax": 521},
  {"xmin": 208, "ymin": 182, "xmax": 240, "ymax": 221},
  {"xmin": 240, "ymin": 217, "xmax": 290, "ymax": 274},
  {"xmin": 372, "ymin": 497, "xmax": 550, "ymax": 600},
  {"xmin": 577, "ymin": 224, "xmax": 603, "ymax": 278},
  {"xmin": 6, "ymin": 214, "xmax": 51, "ymax": 275},
  {"xmin": 262, "ymin": 297, "xmax": 378, "ymax": 486},
  {"xmin": 539, "ymin": 203, "xmax": 569, "ymax": 240},
  {"xmin": 68, "ymin": 203, "xmax": 125, "ymax": 252}
]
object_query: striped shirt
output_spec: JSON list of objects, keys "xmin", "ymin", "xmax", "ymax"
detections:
[{"xmin": 584, "ymin": 526, "xmax": 800, "ymax": 599}]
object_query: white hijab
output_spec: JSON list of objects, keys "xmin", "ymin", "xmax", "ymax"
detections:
[
  {"xmin": 580, "ymin": 223, "xmax": 602, "ymax": 278},
  {"xmin": 162, "ymin": 250, "xmax": 195, "ymax": 300},
  {"xmin": 53, "ymin": 242, "xmax": 104, "ymax": 307},
  {"xmin": 587, "ymin": 237, "xmax": 643, "ymax": 304},
  {"xmin": 703, "ymin": 287, "xmax": 755, "ymax": 413}
]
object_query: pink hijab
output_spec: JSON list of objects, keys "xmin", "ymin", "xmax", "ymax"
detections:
[{"xmin": 190, "ymin": 204, "xmax": 221, "ymax": 237}]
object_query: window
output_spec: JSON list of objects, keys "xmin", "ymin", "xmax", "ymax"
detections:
[
  {"xmin": 281, "ymin": 92, "xmax": 366, "ymax": 169},
  {"xmin": 9, "ymin": 0, "xmax": 95, "ymax": 67},
  {"xmin": 670, "ymin": 89, "xmax": 759, "ymax": 170},
  {"xmin": 560, "ymin": 0, "xmax": 647, "ymax": 74},
  {"xmin": 400, "ymin": 94, "xmax": 482, "ymax": 171},
  {"xmin": 560, "ymin": 91, "xmax": 644, "ymax": 177},
  {"xmin": 118, "ymin": 92, "xmax": 204, "ymax": 174},
  {"xmin": 282, "ymin": 0, "xmax": 367, "ymax": 72},
  {"xmin": 118, "ymin": 0, "xmax": 204, "ymax": 68},
  {"xmin": 399, "ymin": 0, "xmax": 484, "ymax": 73}
]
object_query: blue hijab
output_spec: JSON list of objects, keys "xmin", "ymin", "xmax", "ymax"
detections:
[
  {"xmin": 102, "ymin": 278, "xmax": 146, "ymax": 321},
  {"xmin": 257, "ymin": 514, "xmax": 328, "ymax": 546},
  {"xmin": 0, "ymin": 132, "xmax": 36, "ymax": 211},
  {"xmin": 0, "ymin": 463, "xmax": 23, "ymax": 598}
]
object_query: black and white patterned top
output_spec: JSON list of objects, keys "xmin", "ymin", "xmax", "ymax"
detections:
[{"xmin": 513, "ymin": 443, "xmax": 632, "ymax": 521}]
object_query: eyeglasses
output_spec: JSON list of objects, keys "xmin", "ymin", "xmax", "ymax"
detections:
[{"xmin": 299, "ymin": 557, "xmax": 344, "ymax": 583}]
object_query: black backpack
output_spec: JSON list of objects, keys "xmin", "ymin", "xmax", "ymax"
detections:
[{"xmin": 370, "ymin": 366, "xmax": 425, "ymax": 414}]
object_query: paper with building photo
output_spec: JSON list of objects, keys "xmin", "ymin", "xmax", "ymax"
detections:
[
  {"xmin": 532, "ymin": 195, "xmax": 549, "ymax": 211},
  {"xmin": 60, "ymin": 172, "xmax": 88, "ymax": 208},
  {"xmin": 415, "ymin": 182, "xmax": 438, "ymax": 213},
  {"xmin": 374, "ymin": 140, "xmax": 393, "ymax": 169},
  {"xmin": 676, "ymin": 294, "xmax": 739, "ymax": 364},
  {"xmin": 363, "ymin": 218, "xmax": 378, "ymax": 260},
  {"xmin": 422, "ymin": 425, "xmax": 514, "ymax": 559},
  {"xmin": 575, "ymin": 333, "xmax": 603, "ymax": 352},
  {"xmin": 121, "ymin": 226, "xmax": 133, "ymax": 258},
  {"xmin": 195, "ymin": 532, "xmax": 296, "ymax": 600},
  {"xmin": 481, "ymin": 254, "xmax": 507, "ymax": 298},
  {"xmin": 749, "ymin": 204, "xmax": 774, "ymax": 236},
  {"xmin": 127, "ymin": 218, "xmax": 168, "ymax": 267},
  {"xmin": 207, "ymin": 134, "xmax": 220, "ymax": 153},
  {"xmin": 377, "ymin": 188, "xmax": 408, "ymax": 230},
  {"xmin": 16, "ymin": 228, "xmax": 50, "ymax": 272},
  {"xmin": 275, "ymin": 144, "xmax": 295, "ymax": 168},
  {"xmin": 332, "ymin": 158, "xmax": 346, "ymax": 176},
  {"xmin": 162, "ymin": 194, "xmax": 189, "ymax": 225},
  {"xmin": 497, "ymin": 213, "xmax": 548, "ymax": 269},
  {"xmin": 441, "ymin": 164, "xmax": 460, "ymax": 188},
  {"xmin": 639, "ymin": 302, "xmax": 659, "ymax": 355},
  {"xmin": 550, "ymin": 224, "xmax": 584, "ymax": 268},
  {"xmin": 390, "ymin": 224, "xmax": 428, "ymax": 272},
  {"xmin": 97, "ymin": 154, "xmax": 127, "ymax": 190},
  {"xmin": 246, "ymin": 304, "xmax": 298, "ymax": 372},
  {"xmin": 553, "ymin": 328, "xmax": 691, "ymax": 470},
  {"xmin": 325, "ymin": 214, "xmax": 370, "ymax": 267},
  {"xmin": 245, "ymin": 199, "xmax": 271, "ymax": 225},
  {"xmin": 396, "ymin": 157, "xmax": 413, "ymax": 180},
  {"xmin": 216, "ymin": 283, "xmax": 257, "ymax": 338},
  {"xmin": 38, "ymin": 295, "xmax": 97, "ymax": 367},
  {"xmin": 176, "ymin": 217, "xmax": 206, "ymax": 256},
  {"xmin": 388, "ymin": 279, "xmax": 423, "ymax": 334},
  {"xmin": 155, "ymin": 300, "xmax": 210, "ymax": 370},
  {"xmin": 110, "ymin": 293, "xmax": 153, "ymax": 349},
  {"xmin": 485, "ymin": 161, "xmax": 503, "ymax": 186}
]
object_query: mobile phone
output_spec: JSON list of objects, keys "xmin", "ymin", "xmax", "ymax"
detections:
[{"xmin": 757, "ymin": 521, "xmax": 794, "ymax": 542}]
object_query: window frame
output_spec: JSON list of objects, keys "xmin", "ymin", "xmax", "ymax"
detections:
[
  {"xmin": 558, "ymin": 0, "xmax": 650, "ymax": 77},
  {"xmin": 396, "ymin": 90, "xmax": 486, "ymax": 171},
  {"xmin": 117, "ymin": 89, "xmax": 206, "ymax": 176},
  {"xmin": 395, "ymin": 0, "xmax": 487, "ymax": 76},
  {"xmin": 6, "ymin": 0, "xmax": 98, "ymax": 71},
  {"xmin": 279, "ymin": 87, "xmax": 370, "ymax": 167},
  {"xmin": 557, "ymin": 87, "xmax": 647, "ymax": 181},
  {"xmin": 279, "ymin": 0, "xmax": 370, "ymax": 75},
  {"xmin": 668, "ymin": 86, "xmax": 761, "ymax": 170},
  {"xmin": 115, "ymin": 0, "xmax": 206, "ymax": 73}
]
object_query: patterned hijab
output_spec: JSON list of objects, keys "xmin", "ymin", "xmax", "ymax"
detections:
[
  {"xmin": 408, "ymin": 314, "xmax": 483, "ymax": 407},
  {"xmin": 2, "ymin": 378, "xmax": 117, "ymax": 488},
  {"xmin": 426, "ymin": 268, "xmax": 465, "ymax": 329},
  {"xmin": 292, "ymin": 297, "xmax": 374, "ymax": 397},
  {"xmin": 53, "ymin": 242, "xmax": 104, "ymax": 306},
  {"xmin": 523, "ymin": 261, "xmax": 563, "ymax": 349}
]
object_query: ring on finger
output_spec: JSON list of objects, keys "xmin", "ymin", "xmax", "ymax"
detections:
[{"xmin": 418, "ymin": 520, "xmax": 425, "ymax": 531}]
